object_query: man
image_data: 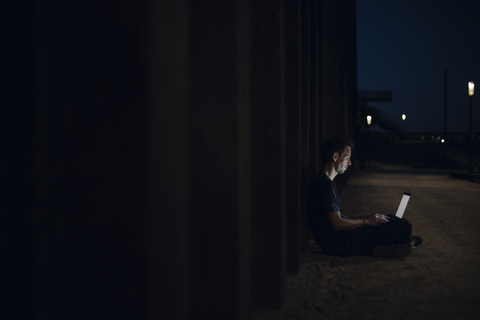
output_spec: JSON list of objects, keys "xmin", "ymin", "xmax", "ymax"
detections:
[{"xmin": 308, "ymin": 135, "xmax": 422, "ymax": 258}]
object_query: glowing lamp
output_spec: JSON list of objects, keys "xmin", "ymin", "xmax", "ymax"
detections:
[
  {"xmin": 366, "ymin": 115, "xmax": 372, "ymax": 125},
  {"xmin": 402, "ymin": 114, "xmax": 406, "ymax": 121},
  {"xmin": 468, "ymin": 82, "xmax": 475, "ymax": 96}
]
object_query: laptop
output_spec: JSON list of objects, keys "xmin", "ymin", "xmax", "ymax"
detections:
[{"xmin": 394, "ymin": 192, "xmax": 411, "ymax": 219}]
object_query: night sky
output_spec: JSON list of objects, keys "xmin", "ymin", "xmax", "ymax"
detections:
[{"xmin": 357, "ymin": 0, "xmax": 480, "ymax": 133}]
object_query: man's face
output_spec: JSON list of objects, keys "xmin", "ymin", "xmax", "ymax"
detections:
[{"xmin": 334, "ymin": 146, "xmax": 351, "ymax": 175}]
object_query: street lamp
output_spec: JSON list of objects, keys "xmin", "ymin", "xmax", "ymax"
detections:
[
  {"xmin": 402, "ymin": 114, "xmax": 406, "ymax": 121},
  {"xmin": 469, "ymin": 82, "xmax": 474, "ymax": 173},
  {"xmin": 365, "ymin": 115, "xmax": 372, "ymax": 168}
]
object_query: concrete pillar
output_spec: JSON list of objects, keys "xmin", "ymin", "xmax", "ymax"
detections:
[
  {"xmin": 250, "ymin": 0, "xmax": 287, "ymax": 309},
  {"xmin": 307, "ymin": 0, "xmax": 319, "ymax": 184},
  {"xmin": 149, "ymin": 1, "xmax": 190, "ymax": 319},
  {"xmin": 236, "ymin": 1, "xmax": 252, "ymax": 317},
  {"xmin": 4, "ymin": 2, "xmax": 36, "ymax": 319},
  {"xmin": 299, "ymin": 0, "xmax": 310, "ymax": 254},
  {"xmin": 324, "ymin": 0, "xmax": 336, "ymax": 136},
  {"xmin": 187, "ymin": 1, "xmax": 251, "ymax": 318},
  {"xmin": 34, "ymin": 1, "xmax": 153, "ymax": 318},
  {"xmin": 285, "ymin": 0, "xmax": 301, "ymax": 275},
  {"xmin": 344, "ymin": 0, "xmax": 359, "ymax": 141},
  {"xmin": 318, "ymin": 1, "xmax": 328, "ymax": 145},
  {"xmin": 306, "ymin": 0, "xmax": 319, "ymax": 242}
]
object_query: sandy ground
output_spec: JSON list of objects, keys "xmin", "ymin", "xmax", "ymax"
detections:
[{"xmin": 253, "ymin": 168, "xmax": 480, "ymax": 320}]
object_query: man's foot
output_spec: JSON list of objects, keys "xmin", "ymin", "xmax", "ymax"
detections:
[
  {"xmin": 372, "ymin": 244, "xmax": 411, "ymax": 259},
  {"xmin": 410, "ymin": 236, "xmax": 423, "ymax": 248}
]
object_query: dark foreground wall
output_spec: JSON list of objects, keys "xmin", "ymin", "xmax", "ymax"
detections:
[{"xmin": 5, "ymin": 0, "xmax": 357, "ymax": 319}]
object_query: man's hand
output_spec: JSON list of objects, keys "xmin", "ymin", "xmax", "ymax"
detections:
[{"xmin": 365, "ymin": 213, "xmax": 389, "ymax": 226}]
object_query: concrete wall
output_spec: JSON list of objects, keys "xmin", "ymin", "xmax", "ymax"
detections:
[{"xmin": 6, "ymin": 0, "xmax": 357, "ymax": 319}]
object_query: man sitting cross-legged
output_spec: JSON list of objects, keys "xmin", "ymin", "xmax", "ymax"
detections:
[{"xmin": 307, "ymin": 135, "xmax": 422, "ymax": 258}]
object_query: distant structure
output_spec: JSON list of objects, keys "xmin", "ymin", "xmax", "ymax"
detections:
[{"xmin": 358, "ymin": 90, "xmax": 412, "ymax": 140}]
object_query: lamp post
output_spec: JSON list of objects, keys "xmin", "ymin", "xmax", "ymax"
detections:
[
  {"xmin": 366, "ymin": 115, "xmax": 372, "ymax": 168},
  {"xmin": 469, "ymin": 82, "xmax": 474, "ymax": 173},
  {"xmin": 444, "ymin": 70, "xmax": 447, "ymax": 165}
]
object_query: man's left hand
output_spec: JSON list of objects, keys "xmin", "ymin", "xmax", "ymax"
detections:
[{"xmin": 365, "ymin": 213, "xmax": 389, "ymax": 226}]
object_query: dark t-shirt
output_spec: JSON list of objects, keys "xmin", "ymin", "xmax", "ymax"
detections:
[{"xmin": 307, "ymin": 172, "xmax": 346, "ymax": 250}]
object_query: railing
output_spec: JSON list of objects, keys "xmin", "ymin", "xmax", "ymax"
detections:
[
  {"xmin": 412, "ymin": 132, "xmax": 480, "ymax": 173},
  {"xmin": 411, "ymin": 132, "xmax": 479, "ymax": 144}
]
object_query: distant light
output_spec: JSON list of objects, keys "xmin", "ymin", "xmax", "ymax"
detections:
[
  {"xmin": 468, "ymin": 82, "xmax": 475, "ymax": 96},
  {"xmin": 431, "ymin": 136, "xmax": 435, "ymax": 140},
  {"xmin": 366, "ymin": 115, "xmax": 372, "ymax": 125},
  {"xmin": 421, "ymin": 136, "xmax": 424, "ymax": 140},
  {"xmin": 441, "ymin": 139, "xmax": 445, "ymax": 143},
  {"xmin": 402, "ymin": 114, "xmax": 406, "ymax": 121}
]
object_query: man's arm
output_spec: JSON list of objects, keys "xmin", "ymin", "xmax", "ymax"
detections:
[{"xmin": 328, "ymin": 211, "xmax": 388, "ymax": 231}]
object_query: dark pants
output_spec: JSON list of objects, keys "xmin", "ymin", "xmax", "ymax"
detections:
[{"xmin": 323, "ymin": 216, "xmax": 412, "ymax": 257}]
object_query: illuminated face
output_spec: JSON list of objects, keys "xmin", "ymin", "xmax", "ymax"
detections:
[{"xmin": 334, "ymin": 146, "xmax": 352, "ymax": 175}]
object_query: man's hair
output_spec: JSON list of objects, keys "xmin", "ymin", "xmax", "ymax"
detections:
[{"xmin": 320, "ymin": 135, "xmax": 354, "ymax": 165}]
